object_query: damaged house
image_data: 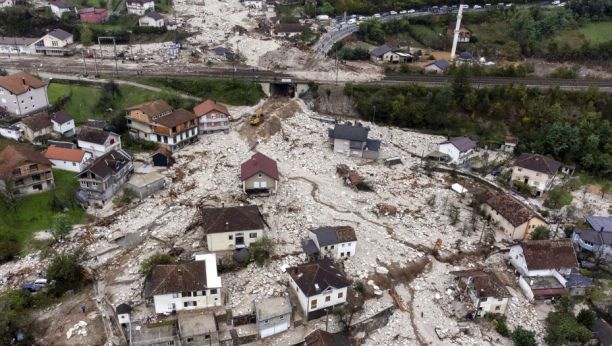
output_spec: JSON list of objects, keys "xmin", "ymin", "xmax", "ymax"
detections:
[
  {"xmin": 328, "ymin": 122, "xmax": 381, "ymax": 160},
  {"xmin": 0, "ymin": 145, "xmax": 55, "ymax": 195},
  {"xmin": 449, "ymin": 270, "xmax": 511, "ymax": 318},
  {"xmin": 572, "ymin": 216, "xmax": 612, "ymax": 262},
  {"xmin": 77, "ymin": 127, "xmax": 122, "ymax": 158},
  {"xmin": 241, "ymin": 152, "xmax": 279, "ymax": 194},
  {"xmin": 301, "ymin": 226, "xmax": 357, "ymax": 260},
  {"xmin": 480, "ymin": 190, "xmax": 548, "ymax": 240},
  {"xmin": 75, "ymin": 150, "xmax": 133, "ymax": 199},
  {"xmin": 201, "ymin": 205, "xmax": 264, "ymax": 251},
  {"xmin": 288, "ymin": 258, "xmax": 349, "ymax": 321}
]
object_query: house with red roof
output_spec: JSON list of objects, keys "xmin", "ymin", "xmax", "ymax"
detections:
[
  {"xmin": 193, "ymin": 99, "xmax": 231, "ymax": 134},
  {"xmin": 78, "ymin": 7, "xmax": 109, "ymax": 24},
  {"xmin": 241, "ymin": 152, "xmax": 279, "ymax": 194},
  {"xmin": 44, "ymin": 147, "xmax": 92, "ymax": 172}
]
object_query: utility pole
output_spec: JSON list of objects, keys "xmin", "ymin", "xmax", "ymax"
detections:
[
  {"xmin": 325, "ymin": 309, "xmax": 329, "ymax": 331},
  {"xmin": 81, "ymin": 51, "xmax": 88, "ymax": 75},
  {"xmin": 372, "ymin": 106, "xmax": 376, "ymax": 124},
  {"xmin": 93, "ymin": 51, "xmax": 99, "ymax": 76},
  {"xmin": 335, "ymin": 48, "xmax": 339, "ymax": 85}
]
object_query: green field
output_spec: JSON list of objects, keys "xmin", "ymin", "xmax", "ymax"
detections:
[
  {"xmin": 468, "ymin": 21, "xmax": 513, "ymax": 44},
  {"xmin": 83, "ymin": 22, "xmax": 124, "ymax": 31},
  {"xmin": 579, "ymin": 22, "xmax": 612, "ymax": 44},
  {"xmin": 2, "ymin": 169, "xmax": 85, "ymax": 247}
]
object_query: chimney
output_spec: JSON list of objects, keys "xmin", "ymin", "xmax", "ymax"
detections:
[
  {"xmin": 22, "ymin": 77, "xmax": 25, "ymax": 85},
  {"xmin": 252, "ymin": 157, "xmax": 256, "ymax": 166},
  {"xmin": 601, "ymin": 226, "xmax": 604, "ymax": 233},
  {"xmin": 225, "ymin": 222, "xmax": 229, "ymax": 231},
  {"xmin": 295, "ymin": 268, "xmax": 298, "ymax": 275},
  {"xmin": 530, "ymin": 279, "xmax": 534, "ymax": 286},
  {"xmin": 214, "ymin": 99, "xmax": 217, "ymax": 104}
]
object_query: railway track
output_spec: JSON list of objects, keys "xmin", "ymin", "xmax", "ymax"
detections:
[{"xmin": 383, "ymin": 74, "xmax": 612, "ymax": 87}]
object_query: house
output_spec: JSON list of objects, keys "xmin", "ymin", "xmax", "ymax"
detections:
[
  {"xmin": 589, "ymin": 318, "xmax": 612, "ymax": 346},
  {"xmin": 572, "ymin": 216, "xmax": 612, "ymax": 261},
  {"xmin": 151, "ymin": 147, "xmax": 174, "ymax": 167},
  {"xmin": 202, "ymin": 205, "xmax": 265, "ymax": 251},
  {"xmin": 369, "ymin": 44, "xmax": 405, "ymax": 63},
  {"xmin": 49, "ymin": 110, "xmax": 75, "ymax": 136},
  {"xmin": 512, "ymin": 153, "xmax": 561, "ymax": 197},
  {"xmin": 86, "ymin": 119, "xmax": 109, "ymax": 131},
  {"xmin": 450, "ymin": 270, "xmax": 511, "ymax": 318},
  {"xmin": 77, "ymin": 127, "xmax": 122, "ymax": 158},
  {"xmin": 254, "ymin": 296, "xmax": 292, "ymax": 338},
  {"xmin": 48, "ymin": 140, "xmax": 77, "ymax": 149},
  {"xmin": 177, "ymin": 311, "xmax": 220, "ymax": 346},
  {"xmin": 480, "ymin": 190, "xmax": 548, "ymax": 240},
  {"xmin": 78, "ymin": 7, "xmax": 109, "ymax": 24},
  {"xmin": 327, "ymin": 122, "xmax": 381, "ymax": 159},
  {"xmin": 127, "ymin": 172, "xmax": 166, "ymax": 199},
  {"xmin": 424, "ymin": 59, "xmax": 450, "ymax": 73},
  {"xmin": 18, "ymin": 113, "xmax": 53, "ymax": 142},
  {"xmin": 129, "ymin": 320, "xmax": 176, "ymax": 346},
  {"xmin": 304, "ymin": 329, "xmax": 351, "ymax": 346},
  {"xmin": 447, "ymin": 22, "xmax": 471, "ymax": 42},
  {"xmin": 0, "ymin": 123, "xmax": 22, "ymax": 141},
  {"xmin": 49, "ymin": 0, "xmax": 77, "ymax": 18},
  {"xmin": 34, "ymin": 29, "xmax": 76, "ymax": 56},
  {"xmin": 75, "ymin": 149, "xmax": 133, "ymax": 199},
  {"xmin": 504, "ymin": 136, "xmax": 518, "ymax": 153},
  {"xmin": 0, "ymin": 145, "xmax": 55, "ymax": 195},
  {"xmin": 115, "ymin": 303, "xmax": 131, "ymax": 325},
  {"xmin": 193, "ymin": 99, "xmax": 231, "ymax": 133},
  {"xmin": 241, "ymin": 152, "xmax": 279, "ymax": 194},
  {"xmin": 0, "ymin": 0, "xmax": 15, "ymax": 9},
  {"xmin": 44, "ymin": 147, "xmax": 92, "ymax": 172},
  {"xmin": 508, "ymin": 240, "xmax": 579, "ymax": 299},
  {"xmin": 126, "ymin": 0, "xmax": 154, "ymax": 15},
  {"xmin": 561, "ymin": 164, "xmax": 575, "ymax": 175},
  {"xmin": 565, "ymin": 268, "xmax": 595, "ymax": 296},
  {"xmin": 301, "ymin": 226, "xmax": 357, "ymax": 260},
  {"xmin": 288, "ymin": 258, "xmax": 349, "ymax": 321},
  {"xmin": 266, "ymin": 0, "xmax": 275, "ymax": 11},
  {"xmin": 438, "ymin": 136, "xmax": 477, "ymax": 164},
  {"xmin": 244, "ymin": 0, "xmax": 263, "ymax": 9},
  {"xmin": 150, "ymin": 253, "xmax": 222, "ymax": 314},
  {"xmin": 0, "ymin": 71, "xmax": 49, "ymax": 116},
  {"xmin": 139, "ymin": 11, "xmax": 164, "ymax": 27},
  {"xmin": 0, "ymin": 37, "xmax": 38, "ymax": 55},
  {"xmin": 274, "ymin": 23, "xmax": 302, "ymax": 37}
]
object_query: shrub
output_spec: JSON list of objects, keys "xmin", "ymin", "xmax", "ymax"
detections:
[
  {"xmin": 576, "ymin": 309, "xmax": 596, "ymax": 328},
  {"xmin": 46, "ymin": 247, "xmax": 91, "ymax": 294},
  {"xmin": 344, "ymin": 82, "xmax": 354, "ymax": 96},
  {"xmin": 140, "ymin": 252, "xmax": 175, "ymax": 275},
  {"xmin": 250, "ymin": 237, "xmax": 275, "ymax": 266},
  {"xmin": 353, "ymin": 280, "xmax": 365, "ymax": 295},
  {"xmin": 512, "ymin": 326, "xmax": 537, "ymax": 346},
  {"xmin": 529, "ymin": 226, "xmax": 551, "ymax": 240},
  {"xmin": 325, "ymin": 88, "xmax": 332, "ymax": 97},
  {"xmin": 487, "ymin": 313, "xmax": 510, "ymax": 337},
  {"xmin": 113, "ymin": 188, "xmax": 136, "ymax": 207},
  {"xmin": 541, "ymin": 210, "xmax": 550, "ymax": 217},
  {"xmin": 132, "ymin": 25, "xmax": 168, "ymax": 34}
]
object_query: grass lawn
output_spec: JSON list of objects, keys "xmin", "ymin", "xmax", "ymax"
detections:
[
  {"xmin": 47, "ymin": 83, "xmax": 71, "ymax": 105},
  {"xmin": 577, "ymin": 172, "xmax": 612, "ymax": 186},
  {"xmin": 83, "ymin": 22, "xmax": 124, "ymax": 31},
  {"xmin": 469, "ymin": 21, "xmax": 513, "ymax": 44},
  {"xmin": 543, "ymin": 28, "xmax": 585, "ymax": 50},
  {"xmin": 580, "ymin": 22, "xmax": 612, "ymax": 44},
  {"xmin": 155, "ymin": 0, "xmax": 172, "ymax": 13},
  {"xmin": 2, "ymin": 169, "xmax": 85, "ymax": 248},
  {"xmin": 0, "ymin": 137, "xmax": 41, "ymax": 152},
  {"xmin": 558, "ymin": 189, "xmax": 573, "ymax": 207}
]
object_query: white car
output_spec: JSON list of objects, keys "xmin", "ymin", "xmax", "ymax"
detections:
[
  {"xmin": 373, "ymin": 13, "xmax": 381, "ymax": 17},
  {"xmin": 400, "ymin": 10, "xmax": 407, "ymax": 14},
  {"xmin": 348, "ymin": 18, "xmax": 356, "ymax": 24},
  {"xmin": 350, "ymin": 14, "xmax": 357, "ymax": 18},
  {"xmin": 358, "ymin": 15, "xmax": 367, "ymax": 20},
  {"xmin": 461, "ymin": 4, "xmax": 469, "ymax": 8},
  {"xmin": 474, "ymin": 5, "xmax": 482, "ymax": 8},
  {"xmin": 408, "ymin": 9, "xmax": 416, "ymax": 13},
  {"xmin": 339, "ymin": 21, "xmax": 347, "ymax": 25},
  {"xmin": 390, "ymin": 11, "xmax": 397, "ymax": 15},
  {"xmin": 552, "ymin": 0, "xmax": 560, "ymax": 4},
  {"xmin": 505, "ymin": 3, "xmax": 512, "ymax": 6}
]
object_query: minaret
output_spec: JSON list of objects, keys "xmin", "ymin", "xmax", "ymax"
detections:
[{"xmin": 450, "ymin": 0, "xmax": 464, "ymax": 62}]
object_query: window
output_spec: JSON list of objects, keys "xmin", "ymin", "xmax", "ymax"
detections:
[
  {"xmin": 338, "ymin": 292, "xmax": 343, "ymax": 299},
  {"xmin": 182, "ymin": 292, "xmax": 192, "ymax": 297},
  {"xmin": 348, "ymin": 243, "xmax": 351, "ymax": 246},
  {"xmin": 212, "ymin": 114, "xmax": 216, "ymax": 119},
  {"xmin": 481, "ymin": 297, "xmax": 488, "ymax": 302},
  {"xmin": 172, "ymin": 293, "xmax": 179, "ymax": 298},
  {"xmin": 167, "ymin": 342, "xmax": 175, "ymax": 346},
  {"xmin": 347, "ymin": 252, "xmax": 351, "ymax": 256},
  {"xmin": 352, "ymin": 151, "xmax": 359, "ymax": 155},
  {"xmin": 184, "ymin": 301, "xmax": 197, "ymax": 307},
  {"xmin": 311, "ymin": 300, "xmax": 317, "ymax": 309},
  {"xmin": 80, "ymin": 181, "xmax": 87, "ymax": 186},
  {"xmin": 324, "ymin": 246, "xmax": 328, "ymax": 250},
  {"xmin": 264, "ymin": 319, "xmax": 269, "ymax": 324},
  {"xmin": 279, "ymin": 315, "xmax": 284, "ymax": 320},
  {"xmin": 29, "ymin": 96, "xmax": 33, "ymax": 101},
  {"xmin": 536, "ymin": 172, "xmax": 540, "ymax": 176},
  {"xmin": 92, "ymin": 182, "xmax": 98, "ymax": 187},
  {"xmin": 331, "ymin": 245, "xmax": 334, "ymax": 249},
  {"xmin": 210, "ymin": 289, "xmax": 217, "ymax": 295},
  {"xmin": 341, "ymin": 252, "xmax": 344, "ymax": 257},
  {"xmin": 342, "ymin": 244, "xmax": 345, "ymax": 247},
  {"xmin": 167, "ymin": 303, "xmax": 176, "ymax": 310},
  {"xmin": 344, "ymin": 141, "xmax": 349, "ymax": 145},
  {"xmin": 337, "ymin": 149, "xmax": 343, "ymax": 153},
  {"xmin": 495, "ymin": 306, "xmax": 501, "ymax": 311},
  {"xmin": 325, "ymin": 296, "xmax": 330, "ymax": 302},
  {"xmin": 498, "ymin": 298, "xmax": 504, "ymax": 301},
  {"xmin": 187, "ymin": 338, "xmax": 194, "ymax": 344},
  {"xmin": 13, "ymin": 100, "xmax": 16, "ymax": 105},
  {"xmin": 20, "ymin": 100, "xmax": 24, "ymax": 104},
  {"xmin": 250, "ymin": 233, "xmax": 257, "ymax": 238}
]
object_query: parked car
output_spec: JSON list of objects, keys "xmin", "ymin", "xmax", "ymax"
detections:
[
  {"xmin": 419, "ymin": 7, "xmax": 430, "ymax": 12},
  {"xmin": 474, "ymin": 4, "xmax": 482, "ymax": 8},
  {"xmin": 491, "ymin": 170, "xmax": 501, "ymax": 176},
  {"xmin": 373, "ymin": 13, "xmax": 381, "ymax": 17},
  {"xmin": 497, "ymin": 3, "xmax": 504, "ymax": 7},
  {"xmin": 540, "ymin": 1, "xmax": 550, "ymax": 5},
  {"xmin": 408, "ymin": 9, "xmax": 416, "ymax": 13},
  {"xmin": 339, "ymin": 21, "xmax": 346, "ymax": 25},
  {"xmin": 358, "ymin": 15, "xmax": 367, "ymax": 20},
  {"xmin": 348, "ymin": 18, "xmax": 356, "ymax": 24},
  {"xmin": 461, "ymin": 4, "xmax": 469, "ymax": 8},
  {"xmin": 450, "ymin": 5, "xmax": 458, "ymax": 10},
  {"xmin": 552, "ymin": 0, "xmax": 560, "ymax": 4},
  {"xmin": 505, "ymin": 3, "xmax": 512, "ymax": 6},
  {"xmin": 335, "ymin": 15, "xmax": 343, "ymax": 21},
  {"xmin": 485, "ymin": 3, "xmax": 492, "ymax": 7},
  {"xmin": 350, "ymin": 14, "xmax": 357, "ymax": 18},
  {"xmin": 390, "ymin": 10, "xmax": 397, "ymax": 15},
  {"xmin": 382, "ymin": 12, "xmax": 390, "ymax": 16},
  {"xmin": 399, "ymin": 9, "xmax": 407, "ymax": 14},
  {"xmin": 559, "ymin": 1, "xmax": 567, "ymax": 5},
  {"xmin": 336, "ymin": 24, "xmax": 343, "ymax": 29}
]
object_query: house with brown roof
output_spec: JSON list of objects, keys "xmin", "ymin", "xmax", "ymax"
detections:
[
  {"xmin": 50, "ymin": 110, "xmax": 75, "ymax": 135},
  {"xmin": 274, "ymin": 23, "xmax": 302, "ymax": 37},
  {"xmin": 450, "ymin": 270, "xmax": 511, "ymax": 318},
  {"xmin": 125, "ymin": 99, "xmax": 174, "ymax": 138},
  {"xmin": 301, "ymin": 226, "xmax": 357, "ymax": 260},
  {"xmin": 0, "ymin": 71, "xmax": 49, "ymax": 116},
  {"xmin": 447, "ymin": 22, "xmax": 471, "ymax": 42},
  {"xmin": 480, "ymin": 190, "xmax": 548, "ymax": 240},
  {"xmin": 287, "ymin": 258, "xmax": 349, "ymax": 321},
  {"xmin": 0, "ymin": 37, "xmax": 38, "ymax": 55},
  {"xmin": 44, "ymin": 147, "xmax": 92, "ymax": 172},
  {"xmin": 75, "ymin": 149, "xmax": 133, "ymax": 199},
  {"xmin": 78, "ymin": 7, "xmax": 109, "ymax": 24},
  {"xmin": 512, "ymin": 153, "xmax": 562, "ymax": 197},
  {"xmin": 151, "ymin": 147, "xmax": 174, "ymax": 167},
  {"xmin": 241, "ymin": 152, "xmax": 279, "ymax": 194},
  {"xmin": 17, "ymin": 113, "xmax": 53, "ymax": 142},
  {"xmin": 0, "ymin": 145, "xmax": 55, "ymax": 195},
  {"xmin": 126, "ymin": 0, "xmax": 154, "ymax": 15},
  {"xmin": 139, "ymin": 11, "xmax": 164, "ymax": 27},
  {"xmin": 304, "ymin": 329, "xmax": 351, "ymax": 346},
  {"xmin": 201, "ymin": 205, "xmax": 265, "ymax": 251},
  {"xmin": 509, "ymin": 240, "xmax": 583, "ymax": 299},
  {"xmin": 504, "ymin": 136, "xmax": 518, "ymax": 153},
  {"xmin": 150, "ymin": 253, "xmax": 222, "ymax": 314},
  {"xmin": 193, "ymin": 99, "xmax": 231, "ymax": 133},
  {"xmin": 77, "ymin": 127, "xmax": 122, "ymax": 158}
]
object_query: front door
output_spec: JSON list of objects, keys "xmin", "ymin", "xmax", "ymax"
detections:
[
  {"xmin": 236, "ymin": 236, "xmax": 244, "ymax": 247},
  {"xmin": 524, "ymin": 178, "xmax": 529, "ymax": 184}
]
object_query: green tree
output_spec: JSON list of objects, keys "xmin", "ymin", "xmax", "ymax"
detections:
[
  {"xmin": 452, "ymin": 64, "xmax": 471, "ymax": 100},
  {"xmin": 546, "ymin": 122, "xmax": 580, "ymax": 160},
  {"xmin": 0, "ymin": 289, "xmax": 35, "ymax": 345},
  {"xmin": 140, "ymin": 252, "xmax": 175, "ymax": 275},
  {"xmin": 80, "ymin": 26, "xmax": 94, "ymax": 47},
  {"xmin": 502, "ymin": 41, "xmax": 521, "ymax": 61},
  {"xmin": 250, "ymin": 237, "xmax": 275, "ymax": 266},
  {"xmin": 601, "ymin": 183, "xmax": 612, "ymax": 198},
  {"xmin": 512, "ymin": 326, "xmax": 537, "ymax": 346},
  {"xmin": 318, "ymin": 2, "xmax": 334, "ymax": 16},
  {"xmin": 46, "ymin": 247, "xmax": 91, "ymax": 292},
  {"xmin": 0, "ymin": 177, "xmax": 23, "ymax": 216},
  {"xmin": 529, "ymin": 225, "xmax": 551, "ymax": 240},
  {"xmin": 50, "ymin": 213, "xmax": 72, "ymax": 241},
  {"xmin": 434, "ymin": 82, "xmax": 454, "ymax": 110},
  {"xmin": 544, "ymin": 187, "xmax": 565, "ymax": 209},
  {"xmin": 448, "ymin": 203, "xmax": 460, "ymax": 225},
  {"xmin": 576, "ymin": 309, "xmax": 596, "ymax": 328}
]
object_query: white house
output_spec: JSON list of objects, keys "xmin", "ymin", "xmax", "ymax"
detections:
[
  {"xmin": 274, "ymin": 23, "xmax": 302, "ymax": 37},
  {"xmin": 139, "ymin": 11, "xmax": 164, "ymax": 27},
  {"xmin": 0, "ymin": 71, "xmax": 49, "ymax": 116},
  {"xmin": 49, "ymin": 110, "xmax": 75, "ymax": 136},
  {"xmin": 450, "ymin": 270, "xmax": 511, "ymax": 318},
  {"xmin": 77, "ymin": 127, "xmax": 121, "ymax": 158},
  {"xmin": 115, "ymin": 304, "xmax": 131, "ymax": 325},
  {"xmin": 44, "ymin": 147, "xmax": 92, "ymax": 172},
  {"xmin": 424, "ymin": 59, "xmax": 451, "ymax": 73},
  {"xmin": 201, "ymin": 205, "xmax": 265, "ymax": 251},
  {"xmin": 244, "ymin": 0, "xmax": 263, "ymax": 8},
  {"xmin": 288, "ymin": 259, "xmax": 349, "ymax": 321},
  {"xmin": 439, "ymin": 136, "xmax": 478, "ymax": 164},
  {"xmin": 151, "ymin": 253, "xmax": 222, "ymax": 314},
  {"xmin": 0, "ymin": 0, "xmax": 14, "ymax": 9},
  {"xmin": 126, "ymin": 0, "xmax": 154, "ymax": 15},
  {"xmin": 301, "ymin": 226, "xmax": 357, "ymax": 260},
  {"xmin": 0, "ymin": 124, "xmax": 22, "ymax": 140},
  {"xmin": 49, "ymin": 0, "xmax": 77, "ymax": 18},
  {"xmin": 512, "ymin": 153, "xmax": 562, "ymax": 197},
  {"xmin": 504, "ymin": 136, "xmax": 518, "ymax": 153}
]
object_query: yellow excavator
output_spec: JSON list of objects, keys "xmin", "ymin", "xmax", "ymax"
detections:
[{"xmin": 250, "ymin": 104, "xmax": 264, "ymax": 125}]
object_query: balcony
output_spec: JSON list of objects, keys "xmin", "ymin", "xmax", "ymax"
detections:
[{"xmin": 200, "ymin": 125, "xmax": 229, "ymax": 131}]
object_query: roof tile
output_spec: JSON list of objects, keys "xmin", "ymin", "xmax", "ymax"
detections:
[
  {"xmin": 287, "ymin": 258, "xmax": 350, "ymax": 297},
  {"xmin": 514, "ymin": 153, "xmax": 561, "ymax": 175},
  {"xmin": 151, "ymin": 261, "xmax": 209, "ymax": 295},
  {"xmin": 44, "ymin": 147, "xmax": 86, "ymax": 162},
  {"xmin": 0, "ymin": 72, "xmax": 47, "ymax": 95},
  {"xmin": 201, "ymin": 205, "xmax": 264, "ymax": 234},
  {"xmin": 0, "ymin": 145, "xmax": 54, "ymax": 176},
  {"xmin": 21, "ymin": 113, "xmax": 53, "ymax": 132},
  {"xmin": 522, "ymin": 240, "xmax": 578, "ymax": 270},
  {"xmin": 241, "ymin": 152, "xmax": 279, "ymax": 181},
  {"xmin": 450, "ymin": 270, "xmax": 510, "ymax": 299},
  {"xmin": 193, "ymin": 100, "xmax": 230, "ymax": 117},
  {"xmin": 481, "ymin": 190, "xmax": 545, "ymax": 227}
]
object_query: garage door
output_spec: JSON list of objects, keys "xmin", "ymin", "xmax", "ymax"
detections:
[{"xmin": 260, "ymin": 323, "xmax": 288, "ymax": 338}]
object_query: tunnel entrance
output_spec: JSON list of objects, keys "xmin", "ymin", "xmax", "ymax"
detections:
[{"xmin": 270, "ymin": 83, "xmax": 297, "ymax": 98}]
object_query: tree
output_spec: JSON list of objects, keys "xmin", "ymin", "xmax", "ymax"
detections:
[
  {"xmin": 423, "ymin": 158, "xmax": 438, "ymax": 176},
  {"xmin": 544, "ymin": 187, "xmax": 565, "ymax": 209},
  {"xmin": 448, "ymin": 203, "xmax": 460, "ymax": 225},
  {"xmin": 453, "ymin": 64, "xmax": 471, "ymax": 100},
  {"xmin": 565, "ymin": 177, "xmax": 582, "ymax": 192},
  {"xmin": 46, "ymin": 247, "xmax": 91, "ymax": 293},
  {"xmin": 140, "ymin": 252, "xmax": 175, "ymax": 275},
  {"xmin": 529, "ymin": 225, "xmax": 551, "ymax": 240},
  {"xmin": 434, "ymin": 82, "xmax": 454, "ymax": 110},
  {"xmin": 512, "ymin": 326, "xmax": 537, "ymax": 346},
  {"xmin": 250, "ymin": 237, "xmax": 275, "ymax": 266},
  {"xmin": 80, "ymin": 26, "xmax": 94, "ymax": 47},
  {"xmin": 113, "ymin": 188, "xmax": 136, "ymax": 207},
  {"xmin": 576, "ymin": 309, "xmax": 596, "ymax": 328},
  {"xmin": 318, "ymin": 2, "xmax": 334, "ymax": 16},
  {"xmin": 502, "ymin": 41, "xmax": 521, "ymax": 61},
  {"xmin": 602, "ymin": 183, "xmax": 612, "ymax": 198},
  {"xmin": 0, "ymin": 177, "xmax": 23, "ymax": 216},
  {"xmin": 50, "ymin": 213, "xmax": 72, "ymax": 241}
]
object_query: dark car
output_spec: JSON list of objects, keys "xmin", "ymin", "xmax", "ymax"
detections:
[
  {"xmin": 335, "ymin": 15, "xmax": 342, "ymax": 21},
  {"xmin": 419, "ymin": 7, "xmax": 430, "ymax": 12},
  {"xmin": 382, "ymin": 12, "xmax": 390, "ymax": 16},
  {"xmin": 491, "ymin": 170, "xmax": 501, "ymax": 176}
]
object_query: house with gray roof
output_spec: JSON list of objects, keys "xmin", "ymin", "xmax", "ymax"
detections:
[
  {"xmin": 301, "ymin": 226, "xmax": 357, "ymax": 260},
  {"xmin": 572, "ymin": 216, "xmax": 612, "ymax": 262},
  {"xmin": 75, "ymin": 149, "xmax": 133, "ymax": 199},
  {"xmin": 328, "ymin": 122, "xmax": 381, "ymax": 160},
  {"xmin": 424, "ymin": 59, "xmax": 450, "ymax": 73},
  {"xmin": 438, "ymin": 136, "xmax": 477, "ymax": 164}
]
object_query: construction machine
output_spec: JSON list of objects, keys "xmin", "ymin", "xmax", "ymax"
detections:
[
  {"xmin": 250, "ymin": 104, "xmax": 264, "ymax": 125},
  {"xmin": 284, "ymin": 86, "xmax": 295, "ymax": 97}
]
